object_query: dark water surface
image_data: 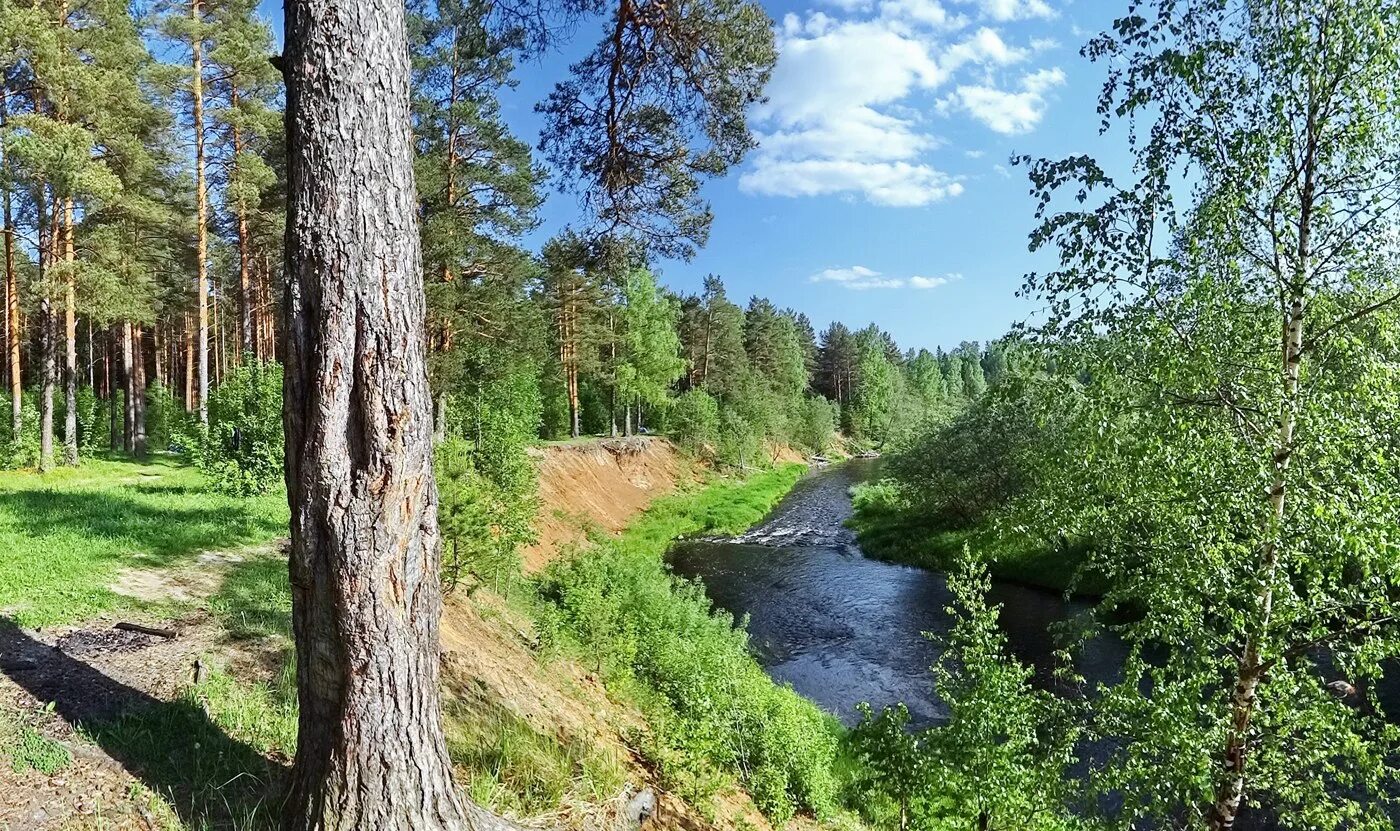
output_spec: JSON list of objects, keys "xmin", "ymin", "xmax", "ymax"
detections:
[{"xmin": 668, "ymin": 459, "xmax": 1119, "ymax": 727}]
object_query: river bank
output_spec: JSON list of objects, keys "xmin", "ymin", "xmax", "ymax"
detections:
[
  {"xmin": 845, "ymin": 479, "xmax": 1102, "ymax": 596},
  {"xmin": 0, "ymin": 449, "xmax": 851, "ymax": 831},
  {"xmin": 668, "ymin": 459, "xmax": 1122, "ymax": 730}
]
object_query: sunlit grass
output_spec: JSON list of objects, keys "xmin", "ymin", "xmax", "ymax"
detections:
[{"xmin": 0, "ymin": 454, "xmax": 288, "ymax": 627}]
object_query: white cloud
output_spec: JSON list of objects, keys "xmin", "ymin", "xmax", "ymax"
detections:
[
  {"xmin": 811, "ymin": 265, "xmax": 883, "ymax": 283},
  {"xmin": 909, "ymin": 273, "xmax": 962, "ymax": 288},
  {"xmin": 809, "ymin": 266, "xmax": 962, "ymax": 290},
  {"xmin": 877, "ymin": 0, "xmax": 968, "ymax": 30},
  {"xmin": 741, "ymin": 160, "xmax": 964, "ymax": 207},
  {"xmin": 944, "ymin": 66, "xmax": 1065, "ymax": 134},
  {"xmin": 965, "ymin": 0, "xmax": 1056, "ymax": 21},
  {"xmin": 742, "ymin": 2, "xmax": 1062, "ymax": 205}
]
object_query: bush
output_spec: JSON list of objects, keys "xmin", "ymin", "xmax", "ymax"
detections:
[
  {"xmin": 0, "ymin": 392, "xmax": 40, "ymax": 468},
  {"xmin": 717, "ymin": 409, "xmax": 760, "ymax": 470},
  {"xmin": 663, "ymin": 388, "xmax": 720, "ymax": 455},
  {"xmin": 146, "ymin": 381, "xmax": 190, "ymax": 452},
  {"xmin": 436, "ymin": 436, "xmax": 532, "ymax": 594},
  {"xmin": 194, "ymin": 360, "xmax": 284, "ymax": 495},
  {"xmin": 793, "ymin": 396, "xmax": 838, "ymax": 455}
]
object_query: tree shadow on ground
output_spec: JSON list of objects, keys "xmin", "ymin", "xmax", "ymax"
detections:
[{"xmin": 0, "ymin": 618, "xmax": 288, "ymax": 828}]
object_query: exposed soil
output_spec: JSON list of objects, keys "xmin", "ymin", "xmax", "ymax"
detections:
[
  {"xmin": 0, "ymin": 611, "xmax": 235, "ymax": 830},
  {"xmin": 523, "ymin": 438, "xmax": 695, "ymax": 571}
]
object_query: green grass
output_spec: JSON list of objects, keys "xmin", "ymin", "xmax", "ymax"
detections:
[
  {"xmin": 0, "ymin": 454, "xmax": 288, "ymax": 627},
  {"xmin": 847, "ymin": 482, "xmax": 1103, "ymax": 595},
  {"xmin": 612, "ymin": 463, "xmax": 807, "ymax": 552},
  {"xmin": 1, "ymin": 710, "xmax": 73, "ymax": 775},
  {"xmin": 85, "ymin": 668, "xmax": 291, "ymax": 830},
  {"xmin": 535, "ymin": 463, "xmax": 844, "ymax": 824},
  {"xmin": 445, "ymin": 696, "xmax": 628, "ymax": 818}
]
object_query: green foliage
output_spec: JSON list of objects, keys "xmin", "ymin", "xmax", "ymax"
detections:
[
  {"xmin": 145, "ymin": 381, "xmax": 189, "ymax": 453},
  {"xmin": 844, "ymin": 561, "xmax": 1081, "ymax": 831},
  {"xmin": 663, "ymin": 388, "xmax": 720, "ymax": 455},
  {"xmin": 717, "ymin": 408, "xmax": 760, "ymax": 470},
  {"xmin": 445, "ymin": 697, "xmax": 627, "ymax": 819},
  {"xmin": 2, "ymin": 710, "xmax": 72, "ymax": 776},
  {"xmin": 923, "ymin": 560, "xmax": 1081, "ymax": 830},
  {"xmin": 534, "ymin": 465, "xmax": 838, "ymax": 822},
  {"xmin": 845, "ymin": 703, "xmax": 933, "ymax": 831},
  {"xmin": 194, "ymin": 360, "xmax": 284, "ymax": 496},
  {"xmin": 537, "ymin": 0, "xmax": 777, "ymax": 260},
  {"xmin": 1006, "ymin": 1, "xmax": 1400, "ymax": 826},
  {"xmin": 792, "ymin": 395, "xmax": 838, "ymax": 455},
  {"xmin": 615, "ymin": 268, "xmax": 686, "ymax": 423},
  {"xmin": 436, "ymin": 436, "xmax": 533, "ymax": 594},
  {"xmin": 0, "ymin": 392, "xmax": 41, "ymax": 469}
]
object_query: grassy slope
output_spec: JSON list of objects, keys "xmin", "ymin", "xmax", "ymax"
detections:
[
  {"xmin": 1, "ymin": 453, "xmax": 823, "ymax": 830},
  {"xmin": 0, "ymin": 454, "xmax": 287, "ymax": 627}
]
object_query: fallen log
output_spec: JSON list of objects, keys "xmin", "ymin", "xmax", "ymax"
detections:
[{"xmin": 114, "ymin": 622, "xmax": 177, "ymax": 639}]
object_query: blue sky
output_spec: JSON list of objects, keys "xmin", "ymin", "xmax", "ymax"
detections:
[{"xmin": 258, "ymin": 0, "xmax": 1133, "ymax": 352}]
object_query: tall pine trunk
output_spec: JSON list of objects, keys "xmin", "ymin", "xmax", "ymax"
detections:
[
  {"xmin": 132, "ymin": 324, "xmax": 147, "ymax": 457},
  {"xmin": 192, "ymin": 0, "xmax": 209, "ymax": 423},
  {"xmin": 184, "ymin": 314, "xmax": 194, "ymax": 412},
  {"xmin": 38, "ymin": 197, "xmax": 56, "ymax": 472},
  {"xmin": 63, "ymin": 199, "xmax": 77, "ymax": 466},
  {"xmin": 1, "ymin": 87, "xmax": 19, "ymax": 444},
  {"xmin": 122, "ymin": 322, "xmax": 134, "ymax": 454},
  {"xmin": 106, "ymin": 327, "xmax": 118, "ymax": 451},
  {"xmin": 281, "ymin": 2, "xmax": 478, "ymax": 827},
  {"xmin": 38, "ymin": 303, "xmax": 54, "ymax": 472}
]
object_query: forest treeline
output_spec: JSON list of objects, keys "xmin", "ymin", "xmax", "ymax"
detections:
[{"xmin": 0, "ymin": 0, "xmax": 988, "ymax": 482}]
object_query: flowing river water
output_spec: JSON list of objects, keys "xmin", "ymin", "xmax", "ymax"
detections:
[{"xmin": 668, "ymin": 458, "xmax": 1124, "ymax": 728}]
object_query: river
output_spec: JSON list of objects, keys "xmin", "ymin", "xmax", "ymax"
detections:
[{"xmin": 667, "ymin": 458, "xmax": 1122, "ymax": 728}]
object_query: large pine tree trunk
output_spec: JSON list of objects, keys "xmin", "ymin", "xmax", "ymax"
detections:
[
  {"xmin": 63, "ymin": 199, "xmax": 78, "ymax": 466},
  {"xmin": 281, "ymin": 2, "xmax": 474, "ymax": 828},
  {"xmin": 38, "ymin": 198, "xmax": 55, "ymax": 472},
  {"xmin": 192, "ymin": 0, "xmax": 210, "ymax": 424},
  {"xmin": 38, "ymin": 303, "xmax": 54, "ymax": 472},
  {"xmin": 184, "ymin": 314, "xmax": 195, "ymax": 412},
  {"xmin": 107, "ymin": 328, "xmax": 118, "ymax": 451}
]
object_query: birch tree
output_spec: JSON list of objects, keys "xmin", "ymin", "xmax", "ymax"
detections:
[{"xmin": 1019, "ymin": 2, "xmax": 1400, "ymax": 827}]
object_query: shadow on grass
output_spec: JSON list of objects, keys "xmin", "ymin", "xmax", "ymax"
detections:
[
  {"xmin": 0, "ymin": 488, "xmax": 286, "ymax": 568},
  {"xmin": 211, "ymin": 556, "xmax": 294, "ymax": 641},
  {"xmin": 0, "ymin": 618, "xmax": 287, "ymax": 828}
]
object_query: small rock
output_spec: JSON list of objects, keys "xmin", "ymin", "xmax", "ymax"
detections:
[{"xmin": 625, "ymin": 787, "xmax": 656, "ymax": 828}]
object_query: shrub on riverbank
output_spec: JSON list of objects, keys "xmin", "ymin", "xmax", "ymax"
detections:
[
  {"xmin": 848, "ymin": 480, "xmax": 1099, "ymax": 595},
  {"xmin": 534, "ymin": 464, "xmax": 842, "ymax": 823}
]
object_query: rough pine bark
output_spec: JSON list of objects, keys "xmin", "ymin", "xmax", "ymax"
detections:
[{"xmin": 281, "ymin": 2, "xmax": 492, "ymax": 829}]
